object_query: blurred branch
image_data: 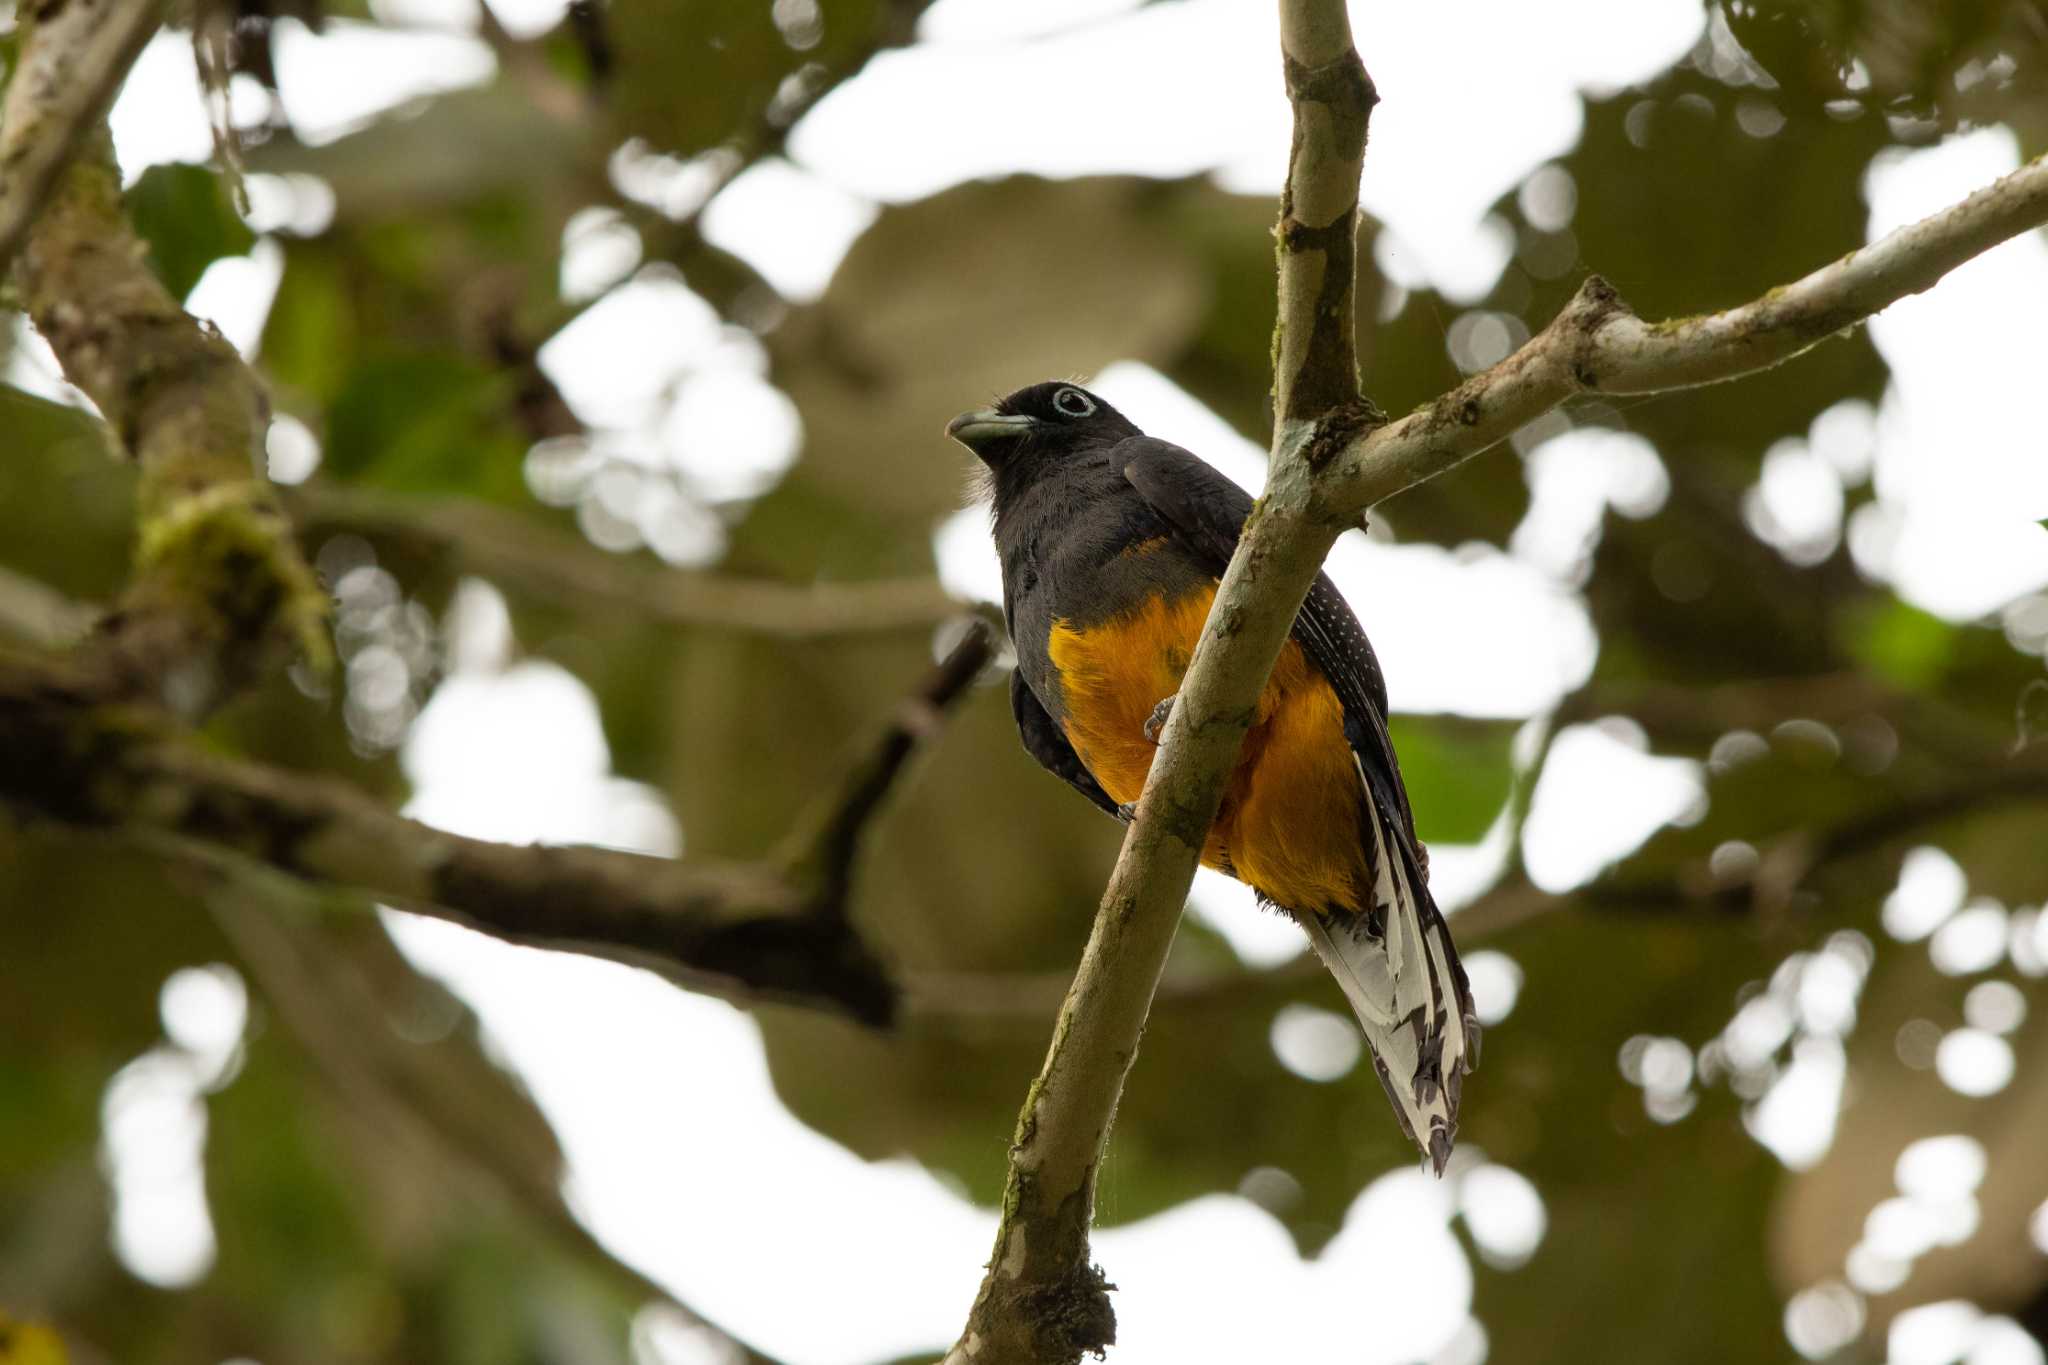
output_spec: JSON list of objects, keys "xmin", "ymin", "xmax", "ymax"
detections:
[
  {"xmin": 0, "ymin": 623, "xmax": 994, "ymax": 1024},
  {"xmin": 1805, "ymin": 768, "xmax": 2048, "ymax": 871},
  {"xmin": 1564, "ymin": 672, "xmax": 2004, "ymax": 771},
  {"xmin": 473, "ymin": 3, "xmax": 594, "ymax": 122},
  {"xmin": 952, "ymin": 7, "xmax": 2048, "ymax": 1350},
  {"xmin": 9, "ymin": 116, "xmax": 327, "ymax": 716},
  {"xmin": 903, "ymin": 874, "xmax": 1558, "ymax": 1024},
  {"xmin": 1562, "ymin": 671, "xmax": 1899, "ymax": 736},
  {"xmin": 0, "ymin": 0, "xmax": 164, "ymax": 272},
  {"xmin": 289, "ymin": 482, "xmax": 962, "ymax": 638},
  {"xmin": 910, "ymin": 757, "xmax": 2048, "ymax": 1025}
]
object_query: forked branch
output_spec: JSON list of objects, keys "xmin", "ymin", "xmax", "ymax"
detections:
[{"xmin": 949, "ymin": 0, "xmax": 2048, "ymax": 1357}]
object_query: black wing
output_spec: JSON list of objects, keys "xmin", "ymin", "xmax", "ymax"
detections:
[
  {"xmin": 1011, "ymin": 669, "xmax": 1128, "ymax": 823},
  {"xmin": 1114, "ymin": 434, "xmax": 1417, "ymax": 842}
]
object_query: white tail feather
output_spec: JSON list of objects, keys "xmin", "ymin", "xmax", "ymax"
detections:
[{"xmin": 1302, "ymin": 759, "xmax": 1479, "ymax": 1175}]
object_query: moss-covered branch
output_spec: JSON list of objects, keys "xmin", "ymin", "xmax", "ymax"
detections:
[
  {"xmin": 0, "ymin": 623, "xmax": 992, "ymax": 1023},
  {"xmin": 10, "ymin": 109, "xmax": 324, "ymax": 713}
]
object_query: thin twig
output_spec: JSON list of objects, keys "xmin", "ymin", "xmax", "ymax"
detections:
[
  {"xmin": 0, "ymin": 0, "xmax": 164, "ymax": 272},
  {"xmin": 783, "ymin": 621, "xmax": 997, "ymax": 920},
  {"xmin": 1321, "ymin": 151, "xmax": 2048, "ymax": 516}
]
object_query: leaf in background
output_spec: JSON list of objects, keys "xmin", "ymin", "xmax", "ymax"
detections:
[
  {"xmin": 324, "ymin": 352, "xmax": 530, "ymax": 503},
  {"xmin": 1389, "ymin": 714, "xmax": 1520, "ymax": 845},
  {"xmin": 0, "ymin": 1315, "xmax": 68, "ymax": 1365},
  {"xmin": 260, "ymin": 247, "xmax": 357, "ymax": 405},
  {"xmin": 1720, "ymin": 0, "xmax": 2048, "ymax": 141},
  {"xmin": 0, "ymin": 833, "xmax": 239, "ymax": 1320},
  {"xmin": 0, "ymin": 385, "xmax": 131, "ymax": 600},
  {"xmin": 248, "ymin": 86, "xmax": 593, "ymax": 228},
  {"xmin": 124, "ymin": 163, "xmax": 256, "ymax": 301},
  {"xmin": 602, "ymin": 0, "xmax": 928, "ymax": 158},
  {"xmin": 1844, "ymin": 599, "xmax": 1957, "ymax": 691},
  {"xmin": 1459, "ymin": 906, "xmax": 1791, "ymax": 1364}
]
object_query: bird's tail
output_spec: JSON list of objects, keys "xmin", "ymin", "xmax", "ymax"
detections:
[{"xmin": 1300, "ymin": 799, "xmax": 1478, "ymax": 1176}]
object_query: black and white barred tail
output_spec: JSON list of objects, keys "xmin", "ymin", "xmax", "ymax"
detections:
[{"xmin": 1299, "ymin": 774, "xmax": 1479, "ymax": 1175}]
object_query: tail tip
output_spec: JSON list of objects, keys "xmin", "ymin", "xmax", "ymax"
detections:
[{"xmin": 1427, "ymin": 1124, "xmax": 1455, "ymax": 1178}]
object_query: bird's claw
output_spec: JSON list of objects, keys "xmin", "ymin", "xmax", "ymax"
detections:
[
  {"xmin": 1142, "ymin": 694, "xmax": 1176, "ymax": 745},
  {"xmin": 1115, "ymin": 802, "xmax": 1137, "ymax": 823}
]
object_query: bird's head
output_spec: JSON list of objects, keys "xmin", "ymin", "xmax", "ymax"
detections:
[{"xmin": 944, "ymin": 381, "xmax": 1139, "ymax": 471}]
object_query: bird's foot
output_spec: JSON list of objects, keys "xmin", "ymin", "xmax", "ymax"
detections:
[
  {"xmin": 1142, "ymin": 694, "xmax": 1177, "ymax": 745},
  {"xmin": 1115, "ymin": 802, "xmax": 1137, "ymax": 823}
]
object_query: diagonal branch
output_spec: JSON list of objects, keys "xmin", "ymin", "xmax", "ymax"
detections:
[
  {"xmin": 0, "ymin": 622, "xmax": 993, "ymax": 1025},
  {"xmin": 951, "ymin": 2, "xmax": 2048, "ymax": 1359},
  {"xmin": 778, "ymin": 624, "xmax": 999, "ymax": 921},
  {"xmin": 1321, "ymin": 148, "xmax": 2048, "ymax": 514},
  {"xmin": 0, "ymin": 0, "xmax": 164, "ymax": 272}
]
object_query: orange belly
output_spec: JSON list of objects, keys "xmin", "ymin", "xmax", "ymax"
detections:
[{"xmin": 1047, "ymin": 586, "xmax": 1369, "ymax": 914}]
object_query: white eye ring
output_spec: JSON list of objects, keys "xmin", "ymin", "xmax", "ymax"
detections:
[{"xmin": 1053, "ymin": 387, "xmax": 1096, "ymax": 418}]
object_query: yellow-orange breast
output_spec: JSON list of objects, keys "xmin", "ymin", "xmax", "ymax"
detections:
[{"xmin": 1047, "ymin": 586, "xmax": 1370, "ymax": 915}]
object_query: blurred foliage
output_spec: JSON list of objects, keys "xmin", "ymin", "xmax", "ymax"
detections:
[
  {"xmin": 1725, "ymin": 0, "xmax": 2048, "ymax": 146},
  {"xmin": 125, "ymin": 163, "xmax": 256, "ymax": 299},
  {"xmin": 0, "ymin": 1314, "xmax": 67, "ymax": 1365},
  {"xmin": 3, "ymin": 2, "xmax": 2048, "ymax": 1364}
]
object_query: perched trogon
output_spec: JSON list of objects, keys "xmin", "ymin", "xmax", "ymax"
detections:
[{"xmin": 947, "ymin": 379, "xmax": 1478, "ymax": 1172}]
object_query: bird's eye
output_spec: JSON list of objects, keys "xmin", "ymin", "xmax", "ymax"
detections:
[{"xmin": 1052, "ymin": 387, "xmax": 1096, "ymax": 418}]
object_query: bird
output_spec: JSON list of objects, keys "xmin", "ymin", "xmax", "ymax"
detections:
[{"xmin": 947, "ymin": 379, "xmax": 1478, "ymax": 1173}]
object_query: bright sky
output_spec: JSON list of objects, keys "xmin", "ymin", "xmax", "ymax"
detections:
[{"xmin": 77, "ymin": 0, "xmax": 2048, "ymax": 1361}]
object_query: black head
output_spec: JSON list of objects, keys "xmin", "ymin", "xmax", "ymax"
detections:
[{"xmin": 944, "ymin": 381, "xmax": 1140, "ymax": 467}]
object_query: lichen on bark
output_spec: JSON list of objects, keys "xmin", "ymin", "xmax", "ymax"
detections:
[{"xmin": 10, "ymin": 131, "xmax": 327, "ymax": 710}]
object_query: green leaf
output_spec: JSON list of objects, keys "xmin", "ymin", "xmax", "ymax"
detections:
[
  {"xmin": 261, "ymin": 247, "xmax": 356, "ymax": 403},
  {"xmin": 0, "ymin": 385, "xmax": 131, "ymax": 598},
  {"xmin": 124, "ymin": 163, "xmax": 256, "ymax": 300},
  {"xmin": 1388, "ymin": 714, "xmax": 1519, "ymax": 844},
  {"xmin": 1842, "ymin": 598, "xmax": 1954, "ymax": 690},
  {"xmin": 324, "ymin": 351, "xmax": 529, "ymax": 502}
]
